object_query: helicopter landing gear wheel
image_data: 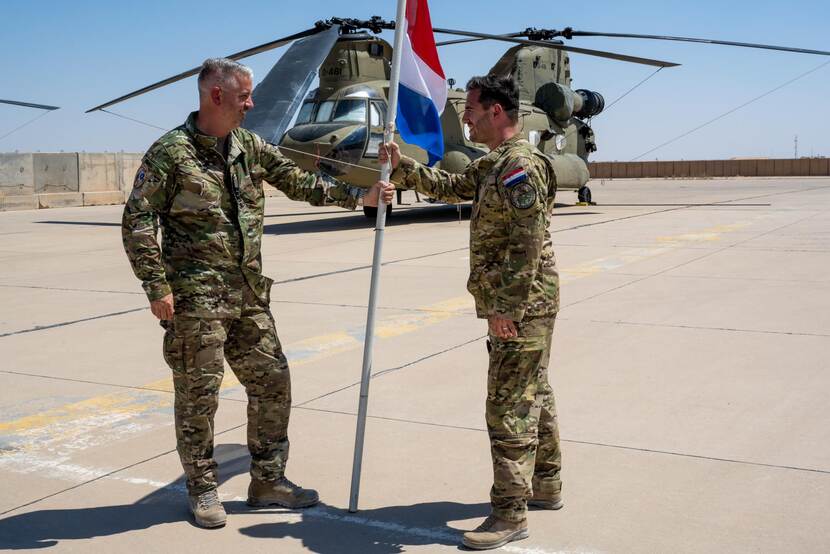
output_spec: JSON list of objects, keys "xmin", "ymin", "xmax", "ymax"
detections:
[
  {"xmin": 577, "ymin": 185, "xmax": 593, "ymax": 205},
  {"xmin": 363, "ymin": 203, "xmax": 393, "ymax": 219}
]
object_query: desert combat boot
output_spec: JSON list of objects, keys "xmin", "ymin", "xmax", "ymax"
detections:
[
  {"xmin": 247, "ymin": 477, "xmax": 319, "ymax": 509},
  {"xmin": 188, "ymin": 489, "xmax": 227, "ymax": 528},
  {"xmin": 461, "ymin": 514, "xmax": 529, "ymax": 550}
]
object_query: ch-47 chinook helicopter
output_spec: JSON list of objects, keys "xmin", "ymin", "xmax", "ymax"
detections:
[{"xmin": 87, "ymin": 16, "xmax": 830, "ymax": 216}]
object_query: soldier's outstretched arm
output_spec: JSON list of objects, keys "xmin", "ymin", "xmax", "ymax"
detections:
[
  {"xmin": 255, "ymin": 135, "xmax": 365, "ymax": 210},
  {"xmin": 122, "ymin": 143, "xmax": 173, "ymax": 303},
  {"xmin": 492, "ymin": 157, "xmax": 549, "ymax": 322},
  {"xmin": 381, "ymin": 142, "xmax": 476, "ymax": 204}
]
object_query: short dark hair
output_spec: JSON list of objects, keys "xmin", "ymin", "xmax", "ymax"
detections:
[{"xmin": 466, "ymin": 74, "xmax": 519, "ymax": 122}]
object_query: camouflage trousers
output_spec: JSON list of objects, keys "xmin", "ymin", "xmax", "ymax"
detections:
[
  {"xmin": 161, "ymin": 288, "xmax": 291, "ymax": 495},
  {"xmin": 486, "ymin": 316, "xmax": 561, "ymax": 522}
]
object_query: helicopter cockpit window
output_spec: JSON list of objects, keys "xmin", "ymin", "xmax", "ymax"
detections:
[
  {"xmin": 295, "ymin": 101, "xmax": 315, "ymax": 125},
  {"xmin": 331, "ymin": 99, "xmax": 367, "ymax": 123},
  {"xmin": 314, "ymin": 101, "xmax": 335, "ymax": 123},
  {"xmin": 365, "ymin": 101, "xmax": 388, "ymax": 158}
]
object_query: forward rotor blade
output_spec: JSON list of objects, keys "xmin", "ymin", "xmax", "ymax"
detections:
[
  {"xmin": 0, "ymin": 99, "xmax": 60, "ymax": 111},
  {"xmin": 243, "ymin": 25, "xmax": 341, "ymax": 144},
  {"xmin": 432, "ymin": 27, "xmax": 679, "ymax": 67},
  {"xmin": 568, "ymin": 31, "xmax": 830, "ymax": 57},
  {"xmin": 86, "ymin": 25, "xmax": 330, "ymax": 113}
]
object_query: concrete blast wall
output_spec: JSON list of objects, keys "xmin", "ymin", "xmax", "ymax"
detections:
[
  {"xmin": 0, "ymin": 152, "xmax": 143, "ymax": 211},
  {"xmin": 0, "ymin": 152, "xmax": 279, "ymax": 211},
  {"xmin": 589, "ymin": 158, "xmax": 830, "ymax": 179}
]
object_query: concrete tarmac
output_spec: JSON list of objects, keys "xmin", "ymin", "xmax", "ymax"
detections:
[{"xmin": 1, "ymin": 178, "xmax": 829, "ymax": 553}]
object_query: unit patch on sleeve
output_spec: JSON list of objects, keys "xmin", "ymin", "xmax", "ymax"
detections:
[{"xmin": 510, "ymin": 182, "xmax": 537, "ymax": 209}]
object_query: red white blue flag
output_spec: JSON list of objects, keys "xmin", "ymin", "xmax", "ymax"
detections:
[{"xmin": 396, "ymin": 0, "xmax": 446, "ymax": 166}]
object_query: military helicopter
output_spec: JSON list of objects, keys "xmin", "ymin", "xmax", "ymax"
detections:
[{"xmin": 87, "ymin": 16, "xmax": 830, "ymax": 215}]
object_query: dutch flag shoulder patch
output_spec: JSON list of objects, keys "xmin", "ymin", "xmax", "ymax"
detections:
[{"xmin": 501, "ymin": 166, "xmax": 527, "ymax": 188}]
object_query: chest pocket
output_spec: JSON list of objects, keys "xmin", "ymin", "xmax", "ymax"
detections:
[
  {"xmin": 236, "ymin": 165, "xmax": 264, "ymax": 208},
  {"xmin": 170, "ymin": 164, "xmax": 223, "ymax": 214}
]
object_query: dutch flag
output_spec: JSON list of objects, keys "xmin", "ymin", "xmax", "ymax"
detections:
[{"xmin": 396, "ymin": 0, "xmax": 446, "ymax": 166}]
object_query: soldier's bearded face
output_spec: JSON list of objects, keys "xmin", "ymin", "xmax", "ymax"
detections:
[
  {"xmin": 222, "ymin": 74, "xmax": 254, "ymax": 128},
  {"xmin": 463, "ymin": 90, "xmax": 495, "ymax": 144}
]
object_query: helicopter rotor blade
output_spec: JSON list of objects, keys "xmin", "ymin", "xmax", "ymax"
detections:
[
  {"xmin": 243, "ymin": 25, "xmax": 341, "ymax": 144},
  {"xmin": 566, "ymin": 31, "xmax": 830, "ymax": 57},
  {"xmin": 86, "ymin": 24, "xmax": 332, "ymax": 113},
  {"xmin": 432, "ymin": 27, "xmax": 679, "ymax": 67},
  {"xmin": 436, "ymin": 33, "xmax": 523, "ymax": 47},
  {"xmin": 0, "ymin": 99, "xmax": 60, "ymax": 111}
]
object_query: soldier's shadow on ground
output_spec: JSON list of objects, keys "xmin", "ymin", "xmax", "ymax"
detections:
[
  {"xmin": 234, "ymin": 500, "xmax": 490, "ymax": 554},
  {"xmin": 0, "ymin": 444, "xmax": 251, "ymax": 550},
  {"xmin": 0, "ymin": 443, "xmax": 488, "ymax": 552}
]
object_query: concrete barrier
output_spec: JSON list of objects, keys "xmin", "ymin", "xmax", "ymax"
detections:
[
  {"xmin": 33, "ymin": 153, "xmax": 79, "ymax": 193},
  {"xmin": 0, "ymin": 153, "xmax": 34, "ymax": 197},
  {"xmin": 117, "ymin": 153, "xmax": 143, "ymax": 192},
  {"xmin": 79, "ymin": 153, "xmax": 119, "ymax": 192}
]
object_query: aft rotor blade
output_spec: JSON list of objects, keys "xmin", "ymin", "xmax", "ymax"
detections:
[
  {"xmin": 86, "ymin": 25, "xmax": 330, "ymax": 113},
  {"xmin": 432, "ymin": 27, "xmax": 679, "ymax": 67},
  {"xmin": 436, "ymin": 33, "xmax": 523, "ymax": 47},
  {"xmin": 568, "ymin": 31, "xmax": 830, "ymax": 57},
  {"xmin": 243, "ymin": 25, "xmax": 341, "ymax": 144},
  {"xmin": 0, "ymin": 99, "xmax": 60, "ymax": 111}
]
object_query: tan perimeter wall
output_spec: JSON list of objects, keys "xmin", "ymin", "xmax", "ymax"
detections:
[
  {"xmin": 588, "ymin": 158, "xmax": 830, "ymax": 180},
  {"xmin": 0, "ymin": 152, "xmax": 143, "ymax": 211},
  {"xmin": 3, "ymin": 154, "xmax": 828, "ymax": 211},
  {"xmin": 0, "ymin": 152, "xmax": 281, "ymax": 212}
]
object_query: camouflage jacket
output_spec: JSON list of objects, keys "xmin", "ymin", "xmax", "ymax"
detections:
[
  {"xmin": 122, "ymin": 111, "xmax": 363, "ymax": 318},
  {"xmin": 391, "ymin": 135, "xmax": 559, "ymax": 320}
]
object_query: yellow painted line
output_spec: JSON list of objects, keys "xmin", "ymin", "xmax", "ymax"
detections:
[
  {"xmin": 561, "ymin": 221, "xmax": 751, "ymax": 282},
  {"xmin": 0, "ymin": 219, "xmax": 751, "ymax": 447}
]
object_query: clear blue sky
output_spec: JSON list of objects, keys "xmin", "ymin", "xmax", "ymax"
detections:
[{"xmin": 1, "ymin": 0, "xmax": 828, "ymax": 161}]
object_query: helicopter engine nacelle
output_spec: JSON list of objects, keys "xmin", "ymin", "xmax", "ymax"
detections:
[{"xmin": 573, "ymin": 89, "xmax": 605, "ymax": 119}]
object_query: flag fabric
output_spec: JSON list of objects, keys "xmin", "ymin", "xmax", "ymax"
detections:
[{"xmin": 396, "ymin": 0, "xmax": 446, "ymax": 166}]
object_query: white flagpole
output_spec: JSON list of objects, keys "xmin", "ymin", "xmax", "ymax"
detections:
[{"xmin": 348, "ymin": 0, "xmax": 409, "ymax": 513}]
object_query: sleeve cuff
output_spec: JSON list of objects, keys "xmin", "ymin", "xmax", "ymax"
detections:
[
  {"xmin": 390, "ymin": 157, "xmax": 416, "ymax": 188},
  {"xmin": 144, "ymin": 280, "xmax": 172, "ymax": 302},
  {"xmin": 493, "ymin": 305, "xmax": 526, "ymax": 322}
]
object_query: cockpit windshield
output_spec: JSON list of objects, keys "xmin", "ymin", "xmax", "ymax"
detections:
[
  {"xmin": 332, "ymin": 99, "xmax": 367, "ymax": 123},
  {"xmin": 295, "ymin": 98, "xmax": 371, "ymax": 125}
]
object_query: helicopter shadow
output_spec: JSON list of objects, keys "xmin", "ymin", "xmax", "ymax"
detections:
[
  {"xmin": 263, "ymin": 203, "xmax": 472, "ymax": 235},
  {"xmin": 264, "ymin": 202, "xmax": 599, "ymax": 236},
  {"xmin": 0, "ymin": 443, "xmax": 488, "ymax": 552}
]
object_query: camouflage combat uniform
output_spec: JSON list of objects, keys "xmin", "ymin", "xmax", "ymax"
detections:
[
  {"xmin": 391, "ymin": 135, "xmax": 561, "ymax": 522},
  {"xmin": 123, "ymin": 112, "xmax": 363, "ymax": 495}
]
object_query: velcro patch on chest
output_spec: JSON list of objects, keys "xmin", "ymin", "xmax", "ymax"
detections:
[{"xmin": 501, "ymin": 167, "xmax": 527, "ymax": 188}]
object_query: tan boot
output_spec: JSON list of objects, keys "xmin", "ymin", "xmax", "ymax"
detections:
[
  {"xmin": 188, "ymin": 489, "xmax": 227, "ymax": 528},
  {"xmin": 528, "ymin": 490, "xmax": 563, "ymax": 510},
  {"xmin": 461, "ymin": 514, "xmax": 528, "ymax": 550},
  {"xmin": 247, "ymin": 477, "xmax": 319, "ymax": 509}
]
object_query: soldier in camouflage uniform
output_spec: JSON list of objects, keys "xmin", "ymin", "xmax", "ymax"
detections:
[
  {"xmin": 380, "ymin": 74, "xmax": 561, "ymax": 550},
  {"xmin": 122, "ymin": 58, "xmax": 393, "ymax": 528}
]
